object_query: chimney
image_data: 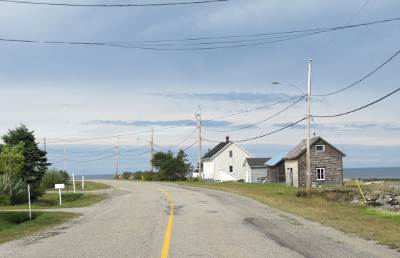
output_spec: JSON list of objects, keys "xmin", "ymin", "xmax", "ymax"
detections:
[{"xmin": 225, "ymin": 136, "xmax": 230, "ymax": 143}]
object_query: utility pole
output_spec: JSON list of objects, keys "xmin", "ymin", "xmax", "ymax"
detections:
[
  {"xmin": 150, "ymin": 128, "xmax": 154, "ymax": 172},
  {"xmin": 306, "ymin": 59, "xmax": 313, "ymax": 192},
  {"xmin": 195, "ymin": 109, "xmax": 202, "ymax": 180},
  {"xmin": 115, "ymin": 136, "xmax": 120, "ymax": 178},
  {"xmin": 43, "ymin": 137, "xmax": 46, "ymax": 152},
  {"xmin": 63, "ymin": 145, "xmax": 67, "ymax": 172}
]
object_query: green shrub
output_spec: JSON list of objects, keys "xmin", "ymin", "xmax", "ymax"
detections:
[
  {"xmin": 41, "ymin": 169, "xmax": 69, "ymax": 189},
  {"xmin": 296, "ymin": 188, "xmax": 355, "ymax": 202},
  {"xmin": 0, "ymin": 175, "xmax": 27, "ymax": 205},
  {"xmin": 186, "ymin": 177, "xmax": 200, "ymax": 182}
]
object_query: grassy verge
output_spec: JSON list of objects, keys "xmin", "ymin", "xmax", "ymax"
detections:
[
  {"xmin": 0, "ymin": 192, "xmax": 107, "ymax": 210},
  {"xmin": 0, "ymin": 211, "xmax": 78, "ymax": 244},
  {"xmin": 179, "ymin": 182, "xmax": 400, "ymax": 250},
  {"xmin": 47, "ymin": 181, "xmax": 111, "ymax": 192}
]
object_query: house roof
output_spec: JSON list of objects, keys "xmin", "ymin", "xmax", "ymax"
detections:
[
  {"xmin": 265, "ymin": 152, "xmax": 287, "ymax": 166},
  {"xmin": 245, "ymin": 158, "xmax": 270, "ymax": 168},
  {"xmin": 202, "ymin": 141, "xmax": 231, "ymax": 159},
  {"xmin": 284, "ymin": 136, "xmax": 345, "ymax": 160}
]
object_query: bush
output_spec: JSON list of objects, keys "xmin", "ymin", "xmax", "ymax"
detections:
[
  {"xmin": 186, "ymin": 177, "xmax": 200, "ymax": 182},
  {"xmin": 296, "ymin": 188, "xmax": 355, "ymax": 202},
  {"xmin": 41, "ymin": 169, "xmax": 69, "ymax": 189},
  {"xmin": 0, "ymin": 175, "xmax": 27, "ymax": 205},
  {"xmin": 121, "ymin": 172, "xmax": 134, "ymax": 180}
]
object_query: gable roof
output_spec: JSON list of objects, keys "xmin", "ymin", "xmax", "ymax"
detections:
[
  {"xmin": 265, "ymin": 152, "xmax": 287, "ymax": 166},
  {"xmin": 284, "ymin": 137, "xmax": 345, "ymax": 160},
  {"xmin": 202, "ymin": 141, "xmax": 231, "ymax": 159},
  {"xmin": 244, "ymin": 158, "xmax": 270, "ymax": 168}
]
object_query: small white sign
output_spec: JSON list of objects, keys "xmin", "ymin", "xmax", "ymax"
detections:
[{"xmin": 55, "ymin": 184, "xmax": 65, "ymax": 189}]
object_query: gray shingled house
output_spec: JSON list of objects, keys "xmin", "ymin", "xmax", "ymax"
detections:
[{"xmin": 284, "ymin": 137, "xmax": 345, "ymax": 187}]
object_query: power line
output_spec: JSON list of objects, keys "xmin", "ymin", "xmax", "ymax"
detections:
[
  {"xmin": 182, "ymin": 140, "xmax": 199, "ymax": 151},
  {"xmin": 204, "ymin": 86, "xmax": 400, "ymax": 144},
  {"xmin": 314, "ymin": 48, "xmax": 400, "ymax": 97},
  {"xmin": 203, "ymin": 117, "xmax": 307, "ymax": 143},
  {"xmin": 0, "ymin": 0, "xmax": 230, "ymax": 7},
  {"xmin": 313, "ymin": 87, "xmax": 400, "ymax": 118},
  {"xmin": 203, "ymin": 95, "xmax": 305, "ymax": 132},
  {"xmin": 1, "ymin": 16, "xmax": 399, "ymax": 50}
]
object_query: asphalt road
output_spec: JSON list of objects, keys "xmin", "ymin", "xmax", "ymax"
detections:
[{"xmin": 0, "ymin": 180, "xmax": 398, "ymax": 258}]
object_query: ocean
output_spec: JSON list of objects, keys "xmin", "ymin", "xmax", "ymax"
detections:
[{"xmin": 344, "ymin": 167, "xmax": 400, "ymax": 179}]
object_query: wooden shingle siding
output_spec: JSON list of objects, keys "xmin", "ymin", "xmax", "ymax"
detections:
[{"xmin": 297, "ymin": 138, "xmax": 343, "ymax": 186}]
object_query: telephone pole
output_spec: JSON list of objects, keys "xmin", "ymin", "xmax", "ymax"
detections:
[
  {"xmin": 306, "ymin": 59, "xmax": 313, "ymax": 192},
  {"xmin": 43, "ymin": 138, "xmax": 46, "ymax": 152},
  {"xmin": 150, "ymin": 128, "xmax": 154, "ymax": 172},
  {"xmin": 195, "ymin": 109, "xmax": 202, "ymax": 179},
  {"xmin": 115, "ymin": 136, "xmax": 120, "ymax": 178}
]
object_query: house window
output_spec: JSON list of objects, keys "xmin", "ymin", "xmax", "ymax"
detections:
[
  {"xmin": 229, "ymin": 166, "xmax": 233, "ymax": 172},
  {"xmin": 316, "ymin": 145, "xmax": 325, "ymax": 152},
  {"xmin": 316, "ymin": 168, "xmax": 325, "ymax": 180},
  {"xmin": 229, "ymin": 150, "xmax": 233, "ymax": 158}
]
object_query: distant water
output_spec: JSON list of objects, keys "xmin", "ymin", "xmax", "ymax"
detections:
[
  {"xmin": 82, "ymin": 174, "xmax": 114, "ymax": 180},
  {"xmin": 344, "ymin": 167, "xmax": 400, "ymax": 179}
]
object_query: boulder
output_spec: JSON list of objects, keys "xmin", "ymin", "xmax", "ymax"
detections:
[{"xmin": 365, "ymin": 191, "xmax": 381, "ymax": 202}]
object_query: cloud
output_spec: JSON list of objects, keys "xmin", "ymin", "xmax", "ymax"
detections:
[
  {"xmin": 272, "ymin": 122, "xmax": 400, "ymax": 132},
  {"xmin": 88, "ymin": 119, "xmax": 234, "ymax": 128},
  {"xmin": 152, "ymin": 92, "xmax": 300, "ymax": 104}
]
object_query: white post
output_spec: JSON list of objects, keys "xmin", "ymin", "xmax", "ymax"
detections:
[
  {"xmin": 27, "ymin": 185, "xmax": 32, "ymax": 220},
  {"xmin": 81, "ymin": 175, "xmax": 85, "ymax": 190},
  {"xmin": 58, "ymin": 188, "xmax": 62, "ymax": 206},
  {"xmin": 306, "ymin": 59, "xmax": 313, "ymax": 192},
  {"xmin": 195, "ymin": 108, "xmax": 202, "ymax": 180},
  {"xmin": 72, "ymin": 172, "xmax": 76, "ymax": 194}
]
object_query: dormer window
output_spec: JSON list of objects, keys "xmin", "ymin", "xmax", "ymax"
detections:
[
  {"xmin": 229, "ymin": 150, "xmax": 233, "ymax": 158},
  {"xmin": 316, "ymin": 145, "xmax": 325, "ymax": 152}
]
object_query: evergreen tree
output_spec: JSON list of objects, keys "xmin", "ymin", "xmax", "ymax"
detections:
[{"xmin": 2, "ymin": 125, "xmax": 48, "ymax": 198}]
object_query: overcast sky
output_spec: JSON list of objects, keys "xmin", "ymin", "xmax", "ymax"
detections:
[{"xmin": 0, "ymin": 0, "xmax": 399, "ymax": 174}]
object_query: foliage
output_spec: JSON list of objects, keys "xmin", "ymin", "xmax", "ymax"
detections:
[
  {"xmin": 0, "ymin": 144, "xmax": 25, "ymax": 178},
  {"xmin": 41, "ymin": 169, "xmax": 69, "ymax": 189},
  {"xmin": 2, "ymin": 125, "xmax": 49, "ymax": 199},
  {"xmin": 295, "ymin": 188, "xmax": 355, "ymax": 202},
  {"xmin": 0, "ymin": 175, "xmax": 27, "ymax": 205},
  {"xmin": 151, "ymin": 150, "xmax": 191, "ymax": 181}
]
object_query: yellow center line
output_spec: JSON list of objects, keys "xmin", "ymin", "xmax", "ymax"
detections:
[{"xmin": 160, "ymin": 188, "xmax": 174, "ymax": 258}]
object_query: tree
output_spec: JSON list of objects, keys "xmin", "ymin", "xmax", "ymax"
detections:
[
  {"xmin": 151, "ymin": 150, "xmax": 191, "ymax": 181},
  {"xmin": 0, "ymin": 144, "xmax": 25, "ymax": 178},
  {"xmin": 0, "ymin": 144, "xmax": 25, "ymax": 198},
  {"xmin": 2, "ymin": 125, "xmax": 48, "ymax": 198}
]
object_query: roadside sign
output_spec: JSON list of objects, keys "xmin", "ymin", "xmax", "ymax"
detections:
[{"xmin": 55, "ymin": 184, "xmax": 65, "ymax": 189}]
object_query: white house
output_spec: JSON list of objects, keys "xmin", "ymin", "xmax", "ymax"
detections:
[
  {"xmin": 202, "ymin": 137, "xmax": 252, "ymax": 182},
  {"xmin": 243, "ymin": 158, "xmax": 270, "ymax": 183}
]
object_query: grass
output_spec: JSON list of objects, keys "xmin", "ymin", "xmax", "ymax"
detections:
[
  {"xmin": 47, "ymin": 181, "xmax": 111, "ymax": 192},
  {"xmin": 0, "ymin": 192, "xmax": 107, "ymax": 210},
  {"xmin": 179, "ymin": 182, "xmax": 400, "ymax": 250},
  {"xmin": 0, "ymin": 211, "xmax": 78, "ymax": 244}
]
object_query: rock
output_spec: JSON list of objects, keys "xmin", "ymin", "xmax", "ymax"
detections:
[
  {"xmin": 365, "ymin": 191, "xmax": 381, "ymax": 202},
  {"xmin": 387, "ymin": 197, "xmax": 399, "ymax": 205}
]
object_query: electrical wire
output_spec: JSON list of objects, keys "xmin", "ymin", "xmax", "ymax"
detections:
[
  {"xmin": 203, "ymin": 117, "xmax": 307, "ymax": 143},
  {"xmin": 182, "ymin": 140, "xmax": 199, "ymax": 151},
  {"xmin": 313, "ymin": 87, "xmax": 400, "ymax": 118},
  {"xmin": 0, "ymin": 0, "xmax": 230, "ymax": 7},
  {"xmin": 1, "ymin": 17, "xmax": 399, "ymax": 51},
  {"xmin": 314, "ymin": 48, "xmax": 400, "ymax": 97},
  {"xmin": 203, "ymin": 95, "xmax": 305, "ymax": 132},
  {"xmin": 204, "ymin": 86, "xmax": 400, "ymax": 143}
]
